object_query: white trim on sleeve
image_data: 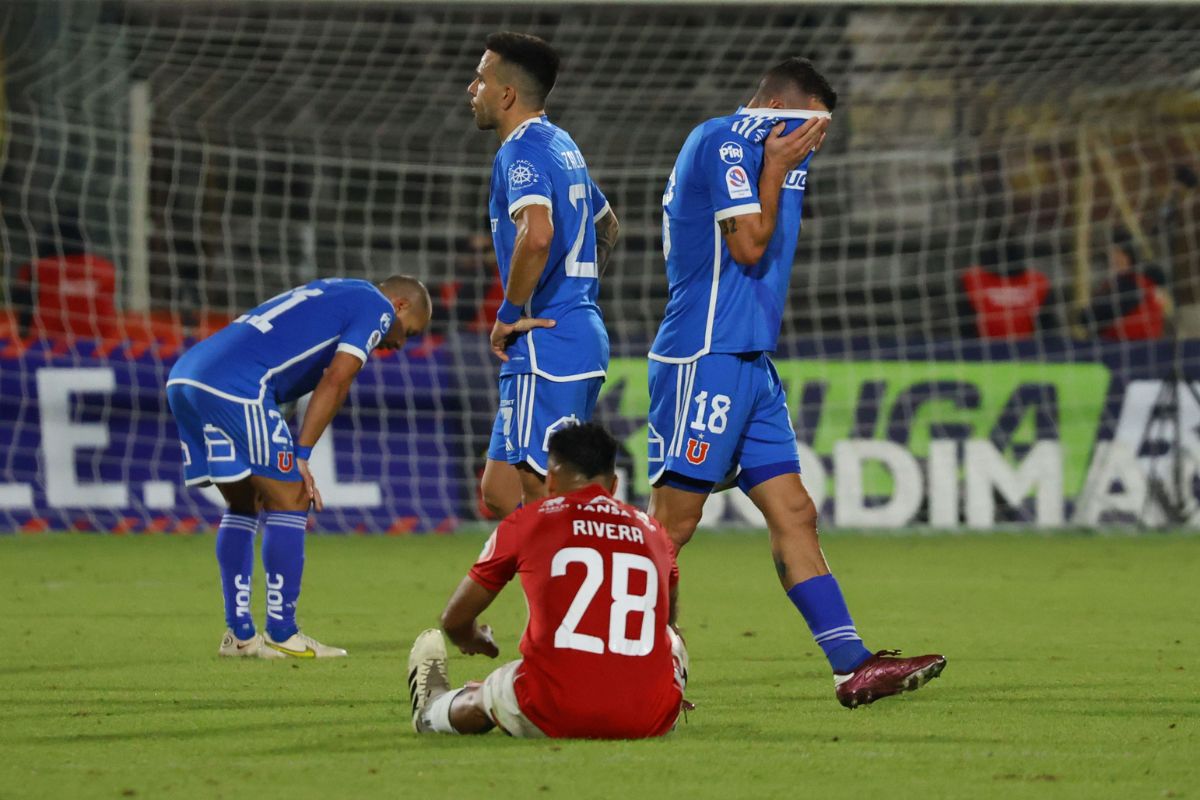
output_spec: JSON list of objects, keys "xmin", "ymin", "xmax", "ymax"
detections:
[
  {"xmin": 508, "ymin": 194, "xmax": 553, "ymax": 220},
  {"xmin": 592, "ymin": 201, "xmax": 612, "ymax": 223},
  {"xmin": 714, "ymin": 203, "xmax": 761, "ymax": 222},
  {"xmin": 336, "ymin": 342, "xmax": 369, "ymax": 364}
]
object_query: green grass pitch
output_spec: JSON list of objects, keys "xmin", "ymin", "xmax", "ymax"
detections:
[{"xmin": 1, "ymin": 530, "xmax": 1197, "ymax": 799}]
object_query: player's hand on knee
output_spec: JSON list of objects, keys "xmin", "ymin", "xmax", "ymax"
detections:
[
  {"xmin": 460, "ymin": 624, "xmax": 500, "ymax": 658},
  {"xmin": 298, "ymin": 459, "xmax": 323, "ymax": 512}
]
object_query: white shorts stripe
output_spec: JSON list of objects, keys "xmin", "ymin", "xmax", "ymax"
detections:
[
  {"xmin": 242, "ymin": 405, "xmax": 257, "ymax": 465},
  {"xmin": 257, "ymin": 405, "xmax": 270, "ymax": 466},
  {"xmin": 523, "ymin": 375, "xmax": 538, "ymax": 449}
]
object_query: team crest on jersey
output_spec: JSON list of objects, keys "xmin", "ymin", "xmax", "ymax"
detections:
[
  {"xmin": 508, "ymin": 160, "xmax": 538, "ymax": 191},
  {"xmin": 277, "ymin": 452, "xmax": 294, "ymax": 473},
  {"xmin": 719, "ymin": 141, "xmax": 744, "ymax": 164},
  {"xmin": 725, "ymin": 166, "xmax": 752, "ymax": 199},
  {"xmin": 685, "ymin": 438, "xmax": 710, "ymax": 465}
]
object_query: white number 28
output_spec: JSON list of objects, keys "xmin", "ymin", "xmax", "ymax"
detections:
[{"xmin": 551, "ymin": 547, "xmax": 658, "ymax": 657}]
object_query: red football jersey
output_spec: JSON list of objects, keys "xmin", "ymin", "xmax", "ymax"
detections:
[{"xmin": 469, "ymin": 485, "xmax": 682, "ymax": 739}]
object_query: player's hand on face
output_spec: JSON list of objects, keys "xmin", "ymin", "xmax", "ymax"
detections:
[
  {"xmin": 763, "ymin": 117, "xmax": 829, "ymax": 172},
  {"xmin": 489, "ymin": 317, "xmax": 556, "ymax": 362},
  {"xmin": 298, "ymin": 459, "xmax": 324, "ymax": 512},
  {"xmin": 459, "ymin": 624, "xmax": 500, "ymax": 658}
]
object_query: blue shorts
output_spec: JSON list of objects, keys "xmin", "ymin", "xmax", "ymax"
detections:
[
  {"xmin": 647, "ymin": 353, "xmax": 801, "ymax": 492},
  {"xmin": 487, "ymin": 374, "xmax": 603, "ymax": 476},
  {"xmin": 166, "ymin": 382, "xmax": 301, "ymax": 487}
]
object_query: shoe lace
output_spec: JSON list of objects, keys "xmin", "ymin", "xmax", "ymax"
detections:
[
  {"xmin": 875, "ymin": 649, "xmax": 902, "ymax": 658},
  {"xmin": 419, "ymin": 659, "xmax": 450, "ymax": 695}
]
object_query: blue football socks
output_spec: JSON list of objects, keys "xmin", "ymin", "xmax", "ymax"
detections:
[
  {"xmin": 786, "ymin": 574, "xmax": 873, "ymax": 673},
  {"xmin": 215, "ymin": 512, "xmax": 258, "ymax": 640},
  {"xmin": 262, "ymin": 511, "xmax": 308, "ymax": 642}
]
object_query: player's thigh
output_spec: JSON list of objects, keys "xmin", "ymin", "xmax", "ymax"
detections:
[
  {"xmin": 251, "ymin": 475, "xmax": 308, "ymax": 512},
  {"xmin": 517, "ymin": 375, "xmax": 602, "ymax": 477},
  {"xmin": 216, "ymin": 479, "xmax": 258, "ymax": 516},
  {"xmin": 480, "ymin": 458, "xmax": 522, "ymax": 517},
  {"xmin": 648, "ymin": 484, "xmax": 709, "ymax": 549},
  {"xmin": 480, "ymin": 660, "xmax": 546, "ymax": 739},
  {"xmin": 647, "ymin": 355, "xmax": 754, "ymax": 487},
  {"xmin": 734, "ymin": 355, "xmax": 804, "ymax": 495}
]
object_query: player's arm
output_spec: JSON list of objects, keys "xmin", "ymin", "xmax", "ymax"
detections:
[
  {"xmin": 490, "ymin": 204, "xmax": 557, "ymax": 361},
  {"xmin": 720, "ymin": 117, "xmax": 828, "ymax": 267},
  {"xmin": 595, "ymin": 205, "xmax": 620, "ymax": 277},
  {"xmin": 440, "ymin": 576, "xmax": 501, "ymax": 657},
  {"xmin": 293, "ymin": 352, "xmax": 363, "ymax": 511}
]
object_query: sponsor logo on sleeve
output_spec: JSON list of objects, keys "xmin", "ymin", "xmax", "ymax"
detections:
[
  {"xmin": 367, "ymin": 330, "xmax": 382, "ymax": 351},
  {"xmin": 508, "ymin": 160, "xmax": 538, "ymax": 191},
  {"xmin": 725, "ymin": 166, "xmax": 752, "ymax": 200},
  {"xmin": 379, "ymin": 312, "xmax": 393, "ymax": 332},
  {"xmin": 719, "ymin": 141, "xmax": 744, "ymax": 164},
  {"xmin": 478, "ymin": 530, "xmax": 498, "ymax": 562}
]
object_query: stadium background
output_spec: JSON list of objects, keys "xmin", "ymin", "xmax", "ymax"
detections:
[{"xmin": 2, "ymin": 1, "xmax": 1200, "ymax": 533}]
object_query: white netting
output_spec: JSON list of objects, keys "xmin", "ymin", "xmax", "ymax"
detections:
[{"xmin": 2, "ymin": 1, "xmax": 1200, "ymax": 531}]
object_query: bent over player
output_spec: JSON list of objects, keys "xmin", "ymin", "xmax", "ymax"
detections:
[
  {"xmin": 408, "ymin": 423, "xmax": 686, "ymax": 739},
  {"xmin": 468, "ymin": 32, "xmax": 621, "ymax": 518},
  {"xmin": 648, "ymin": 58, "xmax": 945, "ymax": 707},
  {"xmin": 167, "ymin": 276, "xmax": 431, "ymax": 658}
]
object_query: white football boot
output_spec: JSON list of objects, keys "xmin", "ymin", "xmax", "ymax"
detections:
[
  {"xmin": 407, "ymin": 629, "xmax": 451, "ymax": 733},
  {"xmin": 218, "ymin": 629, "xmax": 266, "ymax": 658},
  {"xmin": 261, "ymin": 631, "xmax": 348, "ymax": 659}
]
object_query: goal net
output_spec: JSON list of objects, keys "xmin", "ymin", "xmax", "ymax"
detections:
[{"xmin": 2, "ymin": 1, "xmax": 1199, "ymax": 532}]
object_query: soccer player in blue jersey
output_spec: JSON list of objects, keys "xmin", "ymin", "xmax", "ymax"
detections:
[
  {"xmin": 648, "ymin": 58, "xmax": 945, "ymax": 708},
  {"xmin": 467, "ymin": 32, "xmax": 621, "ymax": 518},
  {"xmin": 167, "ymin": 276, "xmax": 431, "ymax": 659}
]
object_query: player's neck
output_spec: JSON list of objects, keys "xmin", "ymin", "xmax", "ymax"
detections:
[{"xmin": 495, "ymin": 109, "xmax": 547, "ymax": 143}]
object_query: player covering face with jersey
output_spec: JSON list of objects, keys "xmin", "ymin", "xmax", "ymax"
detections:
[
  {"xmin": 648, "ymin": 57, "xmax": 945, "ymax": 707},
  {"xmin": 167, "ymin": 275, "xmax": 431, "ymax": 659},
  {"xmin": 408, "ymin": 423, "xmax": 687, "ymax": 739},
  {"xmin": 468, "ymin": 31, "xmax": 622, "ymax": 521}
]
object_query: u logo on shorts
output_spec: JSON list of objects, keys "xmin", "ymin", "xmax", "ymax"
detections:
[{"xmin": 685, "ymin": 438, "xmax": 710, "ymax": 465}]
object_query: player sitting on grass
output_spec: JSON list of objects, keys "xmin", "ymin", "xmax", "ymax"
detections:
[
  {"xmin": 408, "ymin": 423, "xmax": 687, "ymax": 739},
  {"xmin": 648, "ymin": 57, "xmax": 945, "ymax": 707},
  {"xmin": 167, "ymin": 276, "xmax": 431, "ymax": 659}
]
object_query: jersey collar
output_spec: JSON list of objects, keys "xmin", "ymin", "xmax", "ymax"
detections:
[
  {"xmin": 735, "ymin": 105, "xmax": 832, "ymax": 120},
  {"xmin": 501, "ymin": 113, "xmax": 549, "ymax": 145}
]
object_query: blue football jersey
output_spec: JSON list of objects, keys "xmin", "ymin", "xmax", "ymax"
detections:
[
  {"xmin": 489, "ymin": 115, "xmax": 610, "ymax": 381},
  {"xmin": 650, "ymin": 108, "xmax": 828, "ymax": 363},
  {"xmin": 168, "ymin": 278, "xmax": 395, "ymax": 403}
]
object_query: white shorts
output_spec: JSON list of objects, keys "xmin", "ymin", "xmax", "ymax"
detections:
[
  {"xmin": 480, "ymin": 629, "xmax": 689, "ymax": 739},
  {"xmin": 480, "ymin": 660, "xmax": 546, "ymax": 739}
]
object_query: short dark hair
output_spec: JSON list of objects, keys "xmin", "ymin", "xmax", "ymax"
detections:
[
  {"xmin": 547, "ymin": 422, "xmax": 618, "ymax": 479},
  {"xmin": 760, "ymin": 57, "xmax": 838, "ymax": 111},
  {"xmin": 485, "ymin": 31, "xmax": 560, "ymax": 107}
]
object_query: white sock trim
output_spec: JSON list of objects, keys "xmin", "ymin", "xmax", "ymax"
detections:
[{"xmin": 425, "ymin": 688, "xmax": 463, "ymax": 734}]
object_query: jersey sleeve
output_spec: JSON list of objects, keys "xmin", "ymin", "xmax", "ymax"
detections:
[
  {"xmin": 468, "ymin": 517, "xmax": 522, "ymax": 592},
  {"xmin": 336, "ymin": 292, "xmax": 394, "ymax": 364},
  {"xmin": 590, "ymin": 178, "xmax": 611, "ymax": 222},
  {"xmin": 499, "ymin": 141, "xmax": 554, "ymax": 222},
  {"xmin": 703, "ymin": 131, "xmax": 764, "ymax": 222}
]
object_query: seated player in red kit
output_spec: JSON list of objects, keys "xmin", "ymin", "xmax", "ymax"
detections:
[{"xmin": 408, "ymin": 423, "xmax": 688, "ymax": 739}]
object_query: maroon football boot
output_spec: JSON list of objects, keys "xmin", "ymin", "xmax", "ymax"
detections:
[{"xmin": 834, "ymin": 650, "xmax": 946, "ymax": 709}]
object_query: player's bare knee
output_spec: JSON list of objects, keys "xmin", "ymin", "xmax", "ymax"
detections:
[
  {"xmin": 448, "ymin": 687, "xmax": 495, "ymax": 735},
  {"xmin": 481, "ymin": 484, "xmax": 517, "ymax": 519}
]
